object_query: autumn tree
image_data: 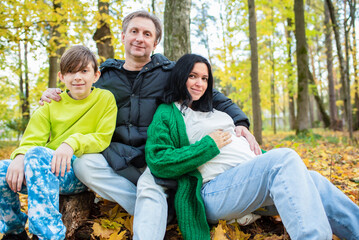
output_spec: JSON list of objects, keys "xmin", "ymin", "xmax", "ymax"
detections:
[
  {"xmin": 269, "ymin": 5, "xmax": 277, "ymax": 134},
  {"xmin": 326, "ymin": 0, "xmax": 352, "ymax": 138},
  {"xmin": 0, "ymin": 0, "xmax": 37, "ymax": 134},
  {"xmin": 248, "ymin": 0, "xmax": 262, "ymax": 144},
  {"xmin": 285, "ymin": 16, "xmax": 296, "ymax": 130},
  {"xmin": 324, "ymin": 0, "xmax": 339, "ymax": 130},
  {"xmin": 48, "ymin": 0, "xmax": 67, "ymax": 88},
  {"xmin": 294, "ymin": 0, "xmax": 310, "ymax": 133},
  {"xmin": 93, "ymin": 0, "xmax": 114, "ymax": 64},
  {"xmin": 164, "ymin": 0, "xmax": 191, "ymax": 61},
  {"xmin": 349, "ymin": 0, "xmax": 359, "ymax": 130}
]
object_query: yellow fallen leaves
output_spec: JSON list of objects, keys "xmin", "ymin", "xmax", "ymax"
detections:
[
  {"xmin": 0, "ymin": 129, "xmax": 357, "ymax": 240},
  {"xmin": 0, "ymin": 145, "xmax": 16, "ymax": 159},
  {"xmin": 92, "ymin": 202, "xmax": 133, "ymax": 240},
  {"xmin": 263, "ymin": 129, "xmax": 359, "ymax": 204},
  {"xmin": 212, "ymin": 220, "xmax": 251, "ymax": 240}
]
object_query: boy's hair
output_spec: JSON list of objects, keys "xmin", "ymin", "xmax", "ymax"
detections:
[
  {"xmin": 60, "ymin": 45, "xmax": 98, "ymax": 75},
  {"xmin": 122, "ymin": 10, "xmax": 162, "ymax": 44},
  {"xmin": 163, "ymin": 54, "xmax": 214, "ymax": 112}
]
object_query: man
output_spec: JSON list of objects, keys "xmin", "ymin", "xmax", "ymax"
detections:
[{"xmin": 40, "ymin": 11, "xmax": 261, "ymax": 240}]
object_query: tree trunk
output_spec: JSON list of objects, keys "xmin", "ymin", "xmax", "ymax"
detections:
[
  {"xmin": 350, "ymin": 0, "xmax": 359, "ymax": 130},
  {"xmin": 60, "ymin": 191, "xmax": 96, "ymax": 239},
  {"xmin": 24, "ymin": 40, "xmax": 29, "ymax": 122},
  {"xmin": 270, "ymin": 44, "xmax": 276, "ymax": 134},
  {"xmin": 164, "ymin": 0, "xmax": 191, "ymax": 61},
  {"xmin": 308, "ymin": 95, "xmax": 315, "ymax": 127},
  {"xmin": 93, "ymin": 0, "xmax": 114, "ymax": 64},
  {"xmin": 248, "ymin": 0, "xmax": 262, "ymax": 144},
  {"xmin": 152, "ymin": 0, "xmax": 156, "ymax": 14},
  {"xmin": 324, "ymin": 0, "xmax": 339, "ymax": 130},
  {"xmin": 344, "ymin": 0, "xmax": 353, "ymax": 136},
  {"xmin": 326, "ymin": 0, "xmax": 353, "ymax": 138},
  {"xmin": 270, "ymin": 6, "xmax": 276, "ymax": 134},
  {"xmin": 286, "ymin": 17, "xmax": 296, "ymax": 130},
  {"xmin": 308, "ymin": 70, "xmax": 331, "ymax": 127},
  {"xmin": 294, "ymin": 0, "xmax": 310, "ymax": 134},
  {"xmin": 48, "ymin": 0, "xmax": 66, "ymax": 88}
]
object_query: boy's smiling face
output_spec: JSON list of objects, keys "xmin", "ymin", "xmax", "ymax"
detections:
[{"xmin": 58, "ymin": 63, "xmax": 100, "ymax": 100}]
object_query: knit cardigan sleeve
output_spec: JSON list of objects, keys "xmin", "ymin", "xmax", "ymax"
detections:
[{"xmin": 145, "ymin": 103, "xmax": 220, "ymax": 179}]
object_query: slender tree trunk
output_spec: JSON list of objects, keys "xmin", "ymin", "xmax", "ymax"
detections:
[
  {"xmin": 164, "ymin": 0, "xmax": 191, "ymax": 61},
  {"xmin": 270, "ymin": 43, "xmax": 276, "ymax": 134},
  {"xmin": 350, "ymin": 0, "xmax": 359, "ymax": 130},
  {"xmin": 308, "ymin": 95, "xmax": 314, "ymax": 127},
  {"xmin": 248, "ymin": 0, "xmax": 262, "ymax": 144},
  {"xmin": 48, "ymin": 0, "xmax": 66, "ymax": 88},
  {"xmin": 324, "ymin": 0, "xmax": 339, "ymax": 130},
  {"xmin": 18, "ymin": 43, "xmax": 24, "ymax": 117},
  {"xmin": 308, "ymin": 44, "xmax": 330, "ymax": 128},
  {"xmin": 344, "ymin": 1, "xmax": 353, "ymax": 135},
  {"xmin": 93, "ymin": 0, "xmax": 114, "ymax": 64},
  {"xmin": 286, "ymin": 17, "xmax": 296, "ymax": 130},
  {"xmin": 152, "ymin": 0, "xmax": 156, "ymax": 14},
  {"xmin": 308, "ymin": 70, "xmax": 331, "ymax": 127},
  {"xmin": 326, "ymin": 0, "xmax": 353, "ymax": 138},
  {"xmin": 270, "ymin": 6, "xmax": 276, "ymax": 134},
  {"xmin": 24, "ymin": 40, "xmax": 29, "ymax": 122},
  {"xmin": 294, "ymin": 0, "xmax": 310, "ymax": 134},
  {"xmin": 18, "ymin": 41, "xmax": 29, "ymax": 134}
]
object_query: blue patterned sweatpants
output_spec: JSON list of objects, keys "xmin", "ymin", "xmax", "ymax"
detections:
[{"xmin": 0, "ymin": 146, "xmax": 87, "ymax": 240}]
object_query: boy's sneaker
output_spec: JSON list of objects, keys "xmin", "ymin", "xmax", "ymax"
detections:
[{"xmin": 2, "ymin": 231, "xmax": 30, "ymax": 240}]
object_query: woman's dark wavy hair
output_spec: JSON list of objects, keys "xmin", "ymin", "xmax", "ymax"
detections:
[{"xmin": 163, "ymin": 54, "xmax": 213, "ymax": 112}]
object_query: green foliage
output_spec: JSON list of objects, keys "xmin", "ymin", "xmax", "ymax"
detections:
[
  {"xmin": 0, "ymin": 141, "xmax": 18, "ymax": 149},
  {"xmin": 5, "ymin": 117, "xmax": 29, "ymax": 135},
  {"xmin": 282, "ymin": 129, "xmax": 323, "ymax": 146}
]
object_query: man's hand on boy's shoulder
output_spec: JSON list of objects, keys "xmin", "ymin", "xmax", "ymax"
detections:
[
  {"xmin": 6, "ymin": 154, "xmax": 26, "ymax": 192},
  {"xmin": 234, "ymin": 126, "xmax": 262, "ymax": 155},
  {"xmin": 39, "ymin": 88, "xmax": 62, "ymax": 106},
  {"xmin": 52, "ymin": 143, "xmax": 74, "ymax": 177}
]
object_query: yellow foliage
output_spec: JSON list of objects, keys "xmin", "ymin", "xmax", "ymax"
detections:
[
  {"xmin": 108, "ymin": 230, "xmax": 127, "ymax": 240},
  {"xmin": 212, "ymin": 224, "xmax": 227, "ymax": 240},
  {"xmin": 212, "ymin": 220, "xmax": 251, "ymax": 240},
  {"xmin": 92, "ymin": 222, "xmax": 116, "ymax": 239}
]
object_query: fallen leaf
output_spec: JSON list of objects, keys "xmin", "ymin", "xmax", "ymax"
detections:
[
  {"xmin": 92, "ymin": 222, "xmax": 115, "ymax": 238},
  {"xmin": 108, "ymin": 230, "xmax": 127, "ymax": 240}
]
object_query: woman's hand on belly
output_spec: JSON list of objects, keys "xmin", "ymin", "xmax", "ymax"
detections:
[{"xmin": 209, "ymin": 130, "xmax": 232, "ymax": 149}]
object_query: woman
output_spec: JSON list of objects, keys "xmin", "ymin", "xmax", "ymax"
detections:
[{"xmin": 145, "ymin": 54, "xmax": 359, "ymax": 240}]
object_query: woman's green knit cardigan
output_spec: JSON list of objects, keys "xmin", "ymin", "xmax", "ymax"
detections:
[{"xmin": 145, "ymin": 103, "xmax": 220, "ymax": 240}]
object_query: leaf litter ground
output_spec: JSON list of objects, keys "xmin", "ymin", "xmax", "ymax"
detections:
[{"xmin": 0, "ymin": 129, "xmax": 357, "ymax": 240}]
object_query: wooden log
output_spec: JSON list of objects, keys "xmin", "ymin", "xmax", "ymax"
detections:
[{"xmin": 59, "ymin": 191, "xmax": 95, "ymax": 239}]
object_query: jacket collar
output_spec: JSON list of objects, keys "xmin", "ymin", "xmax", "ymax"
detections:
[{"xmin": 100, "ymin": 54, "xmax": 174, "ymax": 73}]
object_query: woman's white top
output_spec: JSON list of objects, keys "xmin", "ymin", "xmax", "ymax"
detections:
[{"xmin": 175, "ymin": 102, "xmax": 256, "ymax": 183}]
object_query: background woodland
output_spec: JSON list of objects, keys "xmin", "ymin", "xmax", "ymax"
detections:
[{"xmin": 1, "ymin": 0, "xmax": 359, "ymax": 143}]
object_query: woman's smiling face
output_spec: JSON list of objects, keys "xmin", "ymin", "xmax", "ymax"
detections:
[{"xmin": 186, "ymin": 62, "xmax": 209, "ymax": 102}]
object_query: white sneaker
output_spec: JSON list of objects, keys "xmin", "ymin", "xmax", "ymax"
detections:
[{"xmin": 227, "ymin": 213, "xmax": 261, "ymax": 226}]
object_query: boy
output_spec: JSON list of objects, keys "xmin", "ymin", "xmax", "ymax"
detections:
[{"xmin": 0, "ymin": 45, "xmax": 117, "ymax": 240}]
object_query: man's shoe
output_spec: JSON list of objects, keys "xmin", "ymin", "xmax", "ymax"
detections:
[{"xmin": 2, "ymin": 231, "xmax": 29, "ymax": 240}]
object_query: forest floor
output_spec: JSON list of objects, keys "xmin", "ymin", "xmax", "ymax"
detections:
[{"xmin": 0, "ymin": 129, "xmax": 358, "ymax": 240}]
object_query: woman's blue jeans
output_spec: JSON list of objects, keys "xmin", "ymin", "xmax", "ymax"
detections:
[
  {"xmin": 0, "ymin": 147, "xmax": 87, "ymax": 239},
  {"xmin": 201, "ymin": 148, "xmax": 359, "ymax": 240}
]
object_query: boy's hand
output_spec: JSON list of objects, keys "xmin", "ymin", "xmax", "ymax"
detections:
[
  {"xmin": 51, "ymin": 143, "xmax": 74, "ymax": 177},
  {"xmin": 6, "ymin": 154, "xmax": 25, "ymax": 192},
  {"xmin": 39, "ymin": 88, "xmax": 62, "ymax": 106},
  {"xmin": 234, "ymin": 126, "xmax": 262, "ymax": 155}
]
